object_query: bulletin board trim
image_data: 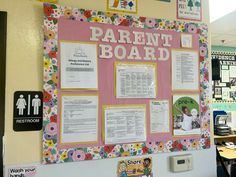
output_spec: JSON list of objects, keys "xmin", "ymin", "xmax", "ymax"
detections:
[{"xmin": 43, "ymin": 3, "xmax": 210, "ymax": 164}]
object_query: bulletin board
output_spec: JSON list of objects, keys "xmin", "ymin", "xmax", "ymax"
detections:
[
  {"xmin": 212, "ymin": 51, "xmax": 236, "ymax": 103},
  {"xmin": 43, "ymin": 3, "xmax": 210, "ymax": 164}
]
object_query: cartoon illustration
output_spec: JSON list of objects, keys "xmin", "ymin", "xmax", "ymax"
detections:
[
  {"xmin": 142, "ymin": 158, "xmax": 151, "ymax": 177},
  {"xmin": 187, "ymin": 0, "xmax": 194, "ymax": 11},
  {"xmin": 32, "ymin": 94, "xmax": 41, "ymax": 115},
  {"xmin": 118, "ymin": 161, "xmax": 128, "ymax": 177},
  {"xmin": 16, "ymin": 94, "xmax": 27, "ymax": 115},
  {"xmin": 194, "ymin": 0, "xmax": 201, "ymax": 10},
  {"xmin": 117, "ymin": 158, "xmax": 153, "ymax": 177},
  {"xmin": 74, "ymin": 47, "xmax": 88, "ymax": 58}
]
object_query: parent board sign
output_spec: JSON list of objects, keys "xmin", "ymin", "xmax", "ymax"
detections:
[{"xmin": 43, "ymin": 3, "xmax": 210, "ymax": 164}]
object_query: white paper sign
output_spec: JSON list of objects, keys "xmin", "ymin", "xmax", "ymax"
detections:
[
  {"xmin": 177, "ymin": 0, "xmax": 201, "ymax": 21},
  {"xmin": 181, "ymin": 34, "xmax": 193, "ymax": 48},
  {"xmin": 222, "ymin": 87, "xmax": 230, "ymax": 100},
  {"xmin": 60, "ymin": 41, "xmax": 98, "ymax": 89},
  {"xmin": 104, "ymin": 105, "xmax": 146, "ymax": 144},
  {"xmin": 230, "ymin": 66, "xmax": 236, "ymax": 77},
  {"xmin": 61, "ymin": 95, "xmax": 98, "ymax": 144},
  {"xmin": 172, "ymin": 50, "xmax": 199, "ymax": 91},
  {"xmin": 116, "ymin": 63, "xmax": 157, "ymax": 98},
  {"xmin": 221, "ymin": 65, "xmax": 228, "ymax": 70},
  {"xmin": 221, "ymin": 70, "xmax": 230, "ymax": 83},
  {"xmin": 150, "ymin": 100, "xmax": 170, "ymax": 133}
]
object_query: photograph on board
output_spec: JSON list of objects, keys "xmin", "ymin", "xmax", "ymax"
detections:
[{"xmin": 173, "ymin": 95, "xmax": 201, "ymax": 136}]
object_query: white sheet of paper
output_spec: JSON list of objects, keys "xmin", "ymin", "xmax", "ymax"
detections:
[
  {"xmin": 230, "ymin": 66, "xmax": 236, "ymax": 77},
  {"xmin": 172, "ymin": 50, "xmax": 199, "ymax": 91},
  {"xmin": 116, "ymin": 63, "xmax": 156, "ymax": 98},
  {"xmin": 231, "ymin": 86, "xmax": 236, "ymax": 91},
  {"xmin": 150, "ymin": 100, "xmax": 169, "ymax": 133},
  {"xmin": 221, "ymin": 70, "xmax": 230, "ymax": 82},
  {"xmin": 61, "ymin": 95, "xmax": 98, "ymax": 144},
  {"xmin": 222, "ymin": 87, "xmax": 230, "ymax": 100},
  {"xmin": 221, "ymin": 65, "xmax": 229, "ymax": 70},
  {"xmin": 181, "ymin": 34, "xmax": 192, "ymax": 48},
  {"xmin": 104, "ymin": 106, "xmax": 146, "ymax": 144},
  {"xmin": 60, "ymin": 41, "xmax": 98, "ymax": 89},
  {"xmin": 219, "ymin": 83, "xmax": 227, "ymax": 87}
]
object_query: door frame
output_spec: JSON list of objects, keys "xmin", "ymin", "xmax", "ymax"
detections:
[{"xmin": 0, "ymin": 11, "xmax": 7, "ymax": 176}]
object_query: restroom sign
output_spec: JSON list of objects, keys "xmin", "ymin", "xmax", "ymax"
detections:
[{"xmin": 13, "ymin": 91, "xmax": 43, "ymax": 131}]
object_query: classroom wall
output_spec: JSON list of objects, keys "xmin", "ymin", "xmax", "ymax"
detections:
[
  {"xmin": 5, "ymin": 148, "xmax": 216, "ymax": 177},
  {"xmin": 212, "ymin": 45, "xmax": 236, "ymax": 130},
  {"xmin": 1, "ymin": 0, "xmax": 216, "ymax": 176}
]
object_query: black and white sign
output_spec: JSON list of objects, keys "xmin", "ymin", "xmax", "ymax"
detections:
[{"xmin": 13, "ymin": 91, "xmax": 43, "ymax": 131}]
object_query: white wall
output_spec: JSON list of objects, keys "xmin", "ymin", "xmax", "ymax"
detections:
[{"xmin": 5, "ymin": 147, "xmax": 216, "ymax": 177}]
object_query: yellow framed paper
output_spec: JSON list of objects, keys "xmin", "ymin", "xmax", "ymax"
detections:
[
  {"xmin": 59, "ymin": 92, "xmax": 99, "ymax": 145},
  {"xmin": 59, "ymin": 40, "xmax": 99, "ymax": 90},
  {"xmin": 102, "ymin": 104, "xmax": 147, "ymax": 144},
  {"xmin": 114, "ymin": 61, "xmax": 157, "ymax": 98}
]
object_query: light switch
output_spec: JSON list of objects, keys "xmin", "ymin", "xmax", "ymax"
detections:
[{"xmin": 169, "ymin": 154, "xmax": 193, "ymax": 172}]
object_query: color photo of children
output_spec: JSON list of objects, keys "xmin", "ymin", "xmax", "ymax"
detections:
[{"xmin": 173, "ymin": 95, "xmax": 201, "ymax": 136}]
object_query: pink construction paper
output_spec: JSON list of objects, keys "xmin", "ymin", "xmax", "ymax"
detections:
[{"xmin": 57, "ymin": 17, "xmax": 199, "ymax": 149}]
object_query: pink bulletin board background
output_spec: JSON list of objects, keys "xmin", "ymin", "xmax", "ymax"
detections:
[
  {"xmin": 43, "ymin": 3, "xmax": 210, "ymax": 164},
  {"xmin": 57, "ymin": 18, "xmax": 199, "ymax": 149}
]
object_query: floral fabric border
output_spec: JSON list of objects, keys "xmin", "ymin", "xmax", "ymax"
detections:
[{"xmin": 43, "ymin": 3, "xmax": 210, "ymax": 164}]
